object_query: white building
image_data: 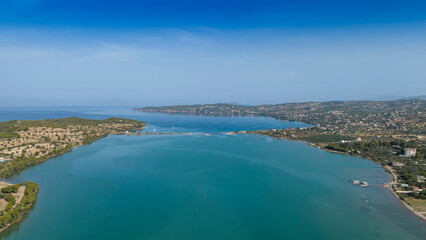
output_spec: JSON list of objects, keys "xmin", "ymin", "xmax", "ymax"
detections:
[
  {"xmin": 403, "ymin": 148, "xmax": 417, "ymax": 157},
  {"xmin": 392, "ymin": 162, "xmax": 405, "ymax": 167}
]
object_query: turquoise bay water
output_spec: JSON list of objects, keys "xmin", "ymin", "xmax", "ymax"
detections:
[{"xmin": 0, "ymin": 107, "xmax": 424, "ymax": 239}]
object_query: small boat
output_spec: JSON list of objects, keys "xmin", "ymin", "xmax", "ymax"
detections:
[
  {"xmin": 360, "ymin": 181, "xmax": 369, "ymax": 187},
  {"xmin": 350, "ymin": 180, "xmax": 360, "ymax": 185}
]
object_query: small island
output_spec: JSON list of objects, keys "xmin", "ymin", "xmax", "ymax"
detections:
[{"xmin": 0, "ymin": 117, "xmax": 146, "ymax": 231}]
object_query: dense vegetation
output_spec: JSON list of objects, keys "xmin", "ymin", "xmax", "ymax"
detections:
[
  {"xmin": 0, "ymin": 144, "xmax": 74, "ymax": 178},
  {"xmin": 0, "ymin": 117, "xmax": 145, "ymax": 140},
  {"xmin": 0, "ymin": 117, "xmax": 146, "ymax": 178},
  {"xmin": 1, "ymin": 185, "xmax": 20, "ymax": 193},
  {"xmin": 301, "ymin": 134, "xmax": 354, "ymax": 143},
  {"xmin": 0, "ymin": 182, "xmax": 39, "ymax": 229}
]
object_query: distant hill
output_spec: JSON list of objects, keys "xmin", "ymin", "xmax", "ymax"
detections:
[
  {"xmin": 134, "ymin": 99, "xmax": 426, "ymax": 126},
  {"xmin": 0, "ymin": 97, "xmax": 142, "ymax": 107},
  {"xmin": 404, "ymin": 95, "xmax": 426, "ymax": 100},
  {"xmin": 374, "ymin": 95, "xmax": 426, "ymax": 101}
]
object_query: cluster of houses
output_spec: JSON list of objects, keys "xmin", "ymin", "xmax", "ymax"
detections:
[
  {"xmin": 400, "ymin": 183, "xmax": 424, "ymax": 193},
  {"xmin": 398, "ymin": 175, "xmax": 425, "ymax": 193},
  {"xmin": 391, "ymin": 148, "xmax": 418, "ymax": 168},
  {"xmin": 390, "ymin": 148, "xmax": 425, "ymax": 193}
]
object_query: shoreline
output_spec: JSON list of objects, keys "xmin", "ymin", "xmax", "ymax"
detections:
[
  {"xmin": 0, "ymin": 181, "xmax": 21, "ymax": 233},
  {"xmin": 242, "ymin": 131, "xmax": 426, "ymax": 222},
  {"xmin": 0, "ymin": 128, "xmax": 144, "ymax": 181},
  {"xmin": 0, "ymin": 182, "xmax": 39, "ymax": 233},
  {"xmin": 0, "ymin": 129, "xmax": 192, "ymax": 234},
  {"xmin": 0, "ymin": 124, "xmax": 146, "ymax": 233}
]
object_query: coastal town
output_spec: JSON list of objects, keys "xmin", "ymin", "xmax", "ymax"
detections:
[{"xmin": 135, "ymin": 99, "xmax": 426, "ymax": 218}]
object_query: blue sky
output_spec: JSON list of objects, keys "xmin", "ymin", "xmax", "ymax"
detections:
[{"xmin": 1, "ymin": 0, "xmax": 426, "ymax": 106}]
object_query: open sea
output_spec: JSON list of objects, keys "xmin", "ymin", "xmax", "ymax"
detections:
[{"xmin": 0, "ymin": 107, "xmax": 424, "ymax": 240}]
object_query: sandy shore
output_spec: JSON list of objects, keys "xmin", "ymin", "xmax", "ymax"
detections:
[{"xmin": 383, "ymin": 184, "xmax": 426, "ymax": 221}]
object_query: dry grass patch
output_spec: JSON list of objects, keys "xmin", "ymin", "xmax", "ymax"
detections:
[{"xmin": 405, "ymin": 197, "xmax": 426, "ymax": 214}]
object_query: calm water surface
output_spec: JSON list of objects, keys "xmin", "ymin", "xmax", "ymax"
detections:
[{"xmin": 0, "ymin": 107, "xmax": 424, "ymax": 240}]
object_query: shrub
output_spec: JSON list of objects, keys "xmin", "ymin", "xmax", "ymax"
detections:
[{"xmin": 1, "ymin": 184, "xmax": 20, "ymax": 193}]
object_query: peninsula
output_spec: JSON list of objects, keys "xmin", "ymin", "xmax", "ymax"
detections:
[
  {"xmin": 0, "ymin": 117, "xmax": 146, "ymax": 231},
  {"xmin": 134, "ymin": 99, "xmax": 426, "ymax": 219}
]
